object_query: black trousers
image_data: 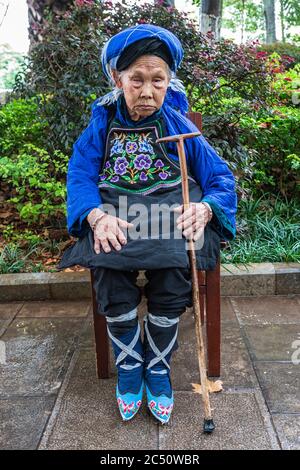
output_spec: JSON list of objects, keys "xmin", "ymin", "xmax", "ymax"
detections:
[{"xmin": 92, "ymin": 267, "xmax": 193, "ymax": 319}]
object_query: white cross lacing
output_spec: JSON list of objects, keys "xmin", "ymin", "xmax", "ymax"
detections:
[
  {"xmin": 144, "ymin": 313, "xmax": 179, "ymax": 374},
  {"xmin": 106, "ymin": 308, "xmax": 143, "ymax": 371}
]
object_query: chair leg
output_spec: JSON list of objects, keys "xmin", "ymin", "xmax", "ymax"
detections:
[
  {"xmin": 90, "ymin": 270, "xmax": 110, "ymax": 379},
  {"xmin": 206, "ymin": 256, "xmax": 221, "ymax": 377}
]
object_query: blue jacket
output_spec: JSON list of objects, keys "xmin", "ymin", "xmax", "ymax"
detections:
[{"xmin": 66, "ymin": 98, "xmax": 238, "ymax": 241}]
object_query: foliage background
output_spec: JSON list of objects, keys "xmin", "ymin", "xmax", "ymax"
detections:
[{"xmin": 0, "ymin": 0, "xmax": 299, "ymax": 271}]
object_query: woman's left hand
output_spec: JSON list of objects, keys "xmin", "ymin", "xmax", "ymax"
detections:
[{"xmin": 173, "ymin": 202, "xmax": 211, "ymax": 241}]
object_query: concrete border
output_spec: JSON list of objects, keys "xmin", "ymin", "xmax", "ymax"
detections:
[{"xmin": 0, "ymin": 263, "xmax": 299, "ymax": 301}]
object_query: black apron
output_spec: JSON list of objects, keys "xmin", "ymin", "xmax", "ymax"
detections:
[{"xmin": 58, "ymin": 112, "xmax": 221, "ymax": 272}]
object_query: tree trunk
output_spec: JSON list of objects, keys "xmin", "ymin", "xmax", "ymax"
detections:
[
  {"xmin": 200, "ymin": 0, "xmax": 223, "ymax": 41},
  {"xmin": 27, "ymin": 0, "xmax": 74, "ymax": 50},
  {"xmin": 241, "ymin": 0, "xmax": 245, "ymax": 44},
  {"xmin": 263, "ymin": 0, "xmax": 277, "ymax": 44},
  {"xmin": 279, "ymin": 0, "xmax": 285, "ymax": 42}
]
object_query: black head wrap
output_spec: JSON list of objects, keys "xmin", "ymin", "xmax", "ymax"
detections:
[{"xmin": 116, "ymin": 37, "xmax": 173, "ymax": 71}]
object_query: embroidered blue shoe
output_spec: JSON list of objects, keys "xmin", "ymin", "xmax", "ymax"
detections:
[
  {"xmin": 145, "ymin": 361, "xmax": 174, "ymax": 425},
  {"xmin": 116, "ymin": 381, "xmax": 144, "ymax": 421},
  {"xmin": 143, "ymin": 313, "xmax": 179, "ymax": 425},
  {"xmin": 107, "ymin": 311, "xmax": 144, "ymax": 421}
]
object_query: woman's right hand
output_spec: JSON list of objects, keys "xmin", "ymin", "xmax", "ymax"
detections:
[{"xmin": 88, "ymin": 209, "xmax": 134, "ymax": 254}]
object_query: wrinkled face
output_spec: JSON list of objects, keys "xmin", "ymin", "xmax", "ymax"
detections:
[{"xmin": 112, "ymin": 55, "xmax": 170, "ymax": 121}]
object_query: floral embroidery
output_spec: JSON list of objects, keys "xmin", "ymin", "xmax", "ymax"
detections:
[
  {"xmin": 159, "ymin": 171, "xmax": 168, "ymax": 180},
  {"xmin": 114, "ymin": 156, "xmax": 128, "ymax": 175},
  {"xmin": 117, "ymin": 397, "xmax": 142, "ymax": 416},
  {"xmin": 100, "ymin": 130, "xmax": 174, "ymax": 186},
  {"xmin": 154, "ymin": 159, "xmax": 164, "ymax": 168},
  {"xmin": 110, "ymin": 139, "xmax": 124, "ymax": 156},
  {"xmin": 157, "ymin": 403, "xmax": 173, "ymax": 417},
  {"xmin": 126, "ymin": 141, "xmax": 138, "ymax": 153},
  {"xmin": 148, "ymin": 399, "xmax": 173, "ymax": 418},
  {"xmin": 139, "ymin": 139, "xmax": 153, "ymax": 153},
  {"xmin": 133, "ymin": 154, "xmax": 152, "ymax": 170}
]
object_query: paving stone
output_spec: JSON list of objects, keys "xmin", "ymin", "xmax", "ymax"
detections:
[
  {"xmin": 158, "ymin": 392, "xmax": 274, "ymax": 450},
  {"xmin": 172, "ymin": 313, "xmax": 256, "ymax": 391},
  {"xmin": 220, "ymin": 324, "xmax": 257, "ymax": 389},
  {"xmin": 39, "ymin": 349, "xmax": 158, "ymax": 450},
  {"xmin": 244, "ymin": 324, "xmax": 300, "ymax": 361},
  {"xmin": 1, "ymin": 294, "xmax": 299, "ymax": 450},
  {"xmin": 0, "ymin": 303, "xmax": 24, "ymax": 338},
  {"xmin": 0, "ymin": 302, "xmax": 23, "ymax": 319},
  {"xmin": 220, "ymin": 297, "xmax": 239, "ymax": 324},
  {"xmin": 272, "ymin": 414, "xmax": 300, "ymax": 450},
  {"xmin": 18, "ymin": 300, "xmax": 91, "ymax": 318},
  {"xmin": 78, "ymin": 317, "xmax": 95, "ymax": 349},
  {"xmin": 0, "ymin": 396, "xmax": 56, "ymax": 450},
  {"xmin": 255, "ymin": 362, "xmax": 300, "ymax": 413},
  {"xmin": 0, "ymin": 318, "xmax": 85, "ymax": 397},
  {"xmin": 0, "ymin": 320, "xmax": 9, "ymax": 338},
  {"xmin": 231, "ymin": 295, "xmax": 300, "ymax": 325}
]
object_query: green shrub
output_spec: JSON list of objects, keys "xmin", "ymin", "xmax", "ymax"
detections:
[
  {"xmin": 0, "ymin": 96, "xmax": 47, "ymax": 154},
  {"xmin": 238, "ymin": 105, "xmax": 300, "ymax": 197},
  {"xmin": 11, "ymin": 0, "xmax": 109, "ymax": 153},
  {"xmin": 271, "ymin": 63, "xmax": 300, "ymax": 106},
  {"xmin": 258, "ymin": 41, "xmax": 300, "ymax": 67},
  {"xmin": 5, "ymin": 0, "xmax": 298, "ymax": 208},
  {"xmin": 0, "ymin": 143, "xmax": 68, "ymax": 224},
  {"xmin": 12, "ymin": 0, "xmax": 272, "ymax": 157}
]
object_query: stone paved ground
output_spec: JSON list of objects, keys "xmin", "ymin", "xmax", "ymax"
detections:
[{"xmin": 0, "ymin": 295, "xmax": 299, "ymax": 450}]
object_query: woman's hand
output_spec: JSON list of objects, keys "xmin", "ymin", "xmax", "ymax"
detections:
[
  {"xmin": 173, "ymin": 202, "xmax": 212, "ymax": 241},
  {"xmin": 87, "ymin": 209, "xmax": 133, "ymax": 254}
]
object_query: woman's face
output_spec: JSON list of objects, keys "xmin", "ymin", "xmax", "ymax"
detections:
[{"xmin": 112, "ymin": 55, "xmax": 170, "ymax": 121}]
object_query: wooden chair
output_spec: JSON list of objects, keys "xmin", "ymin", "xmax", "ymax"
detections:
[{"xmin": 90, "ymin": 111, "xmax": 224, "ymax": 379}]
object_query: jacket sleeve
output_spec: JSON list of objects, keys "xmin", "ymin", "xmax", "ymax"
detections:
[
  {"xmin": 186, "ymin": 134, "xmax": 238, "ymax": 241},
  {"xmin": 66, "ymin": 104, "xmax": 107, "ymax": 238}
]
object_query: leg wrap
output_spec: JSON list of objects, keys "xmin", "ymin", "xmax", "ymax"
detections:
[
  {"xmin": 144, "ymin": 313, "xmax": 179, "ymax": 372},
  {"xmin": 106, "ymin": 307, "xmax": 144, "ymax": 395},
  {"xmin": 143, "ymin": 312, "xmax": 179, "ymax": 423}
]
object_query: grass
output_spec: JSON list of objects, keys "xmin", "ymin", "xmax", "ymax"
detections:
[
  {"xmin": 222, "ymin": 193, "xmax": 300, "ymax": 264},
  {"xmin": 0, "ymin": 237, "xmax": 63, "ymax": 274},
  {"xmin": 0, "ymin": 242, "xmax": 42, "ymax": 274}
]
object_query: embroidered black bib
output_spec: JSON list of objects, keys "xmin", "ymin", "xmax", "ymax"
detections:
[{"xmin": 98, "ymin": 114, "xmax": 196, "ymax": 195}]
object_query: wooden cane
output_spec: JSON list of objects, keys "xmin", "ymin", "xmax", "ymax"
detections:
[{"xmin": 156, "ymin": 132, "xmax": 215, "ymax": 434}]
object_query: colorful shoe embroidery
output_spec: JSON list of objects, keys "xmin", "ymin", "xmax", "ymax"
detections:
[
  {"xmin": 106, "ymin": 309, "xmax": 144, "ymax": 422},
  {"xmin": 146, "ymin": 381, "xmax": 174, "ymax": 424},
  {"xmin": 116, "ymin": 383, "xmax": 144, "ymax": 421},
  {"xmin": 143, "ymin": 313, "xmax": 179, "ymax": 425}
]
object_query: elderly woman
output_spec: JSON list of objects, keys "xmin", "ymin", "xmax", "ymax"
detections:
[{"xmin": 58, "ymin": 24, "xmax": 237, "ymax": 425}]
